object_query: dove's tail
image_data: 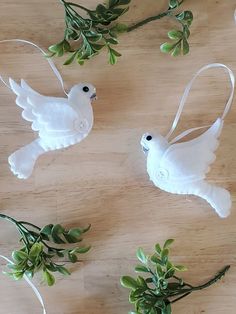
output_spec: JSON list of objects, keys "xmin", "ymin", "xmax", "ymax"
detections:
[
  {"xmin": 193, "ymin": 181, "xmax": 231, "ymax": 218},
  {"xmin": 8, "ymin": 139, "xmax": 46, "ymax": 179}
]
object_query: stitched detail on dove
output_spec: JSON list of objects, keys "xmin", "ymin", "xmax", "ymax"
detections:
[
  {"xmin": 0, "ymin": 39, "xmax": 97, "ymax": 180},
  {"xmin": 141, "ymin": 64, "xmax": 235, "ymax": 219}
]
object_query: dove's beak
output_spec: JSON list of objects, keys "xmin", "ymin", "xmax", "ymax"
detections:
[
  {"xmin": 90, "ymin": 93, "xmax": 97, "ymax": 101},
  {"xmin": 142, "ymin": 146, "xmax": 149, "ymax": 155}
]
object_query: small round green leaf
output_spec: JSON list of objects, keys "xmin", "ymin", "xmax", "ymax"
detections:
[
  {"xmin": 135, "ymin": 265, "xmax": 149, "ymax": 273},
  {"xmin": 160, "ymin": 43, "xmax": 175, "ymax": 54},
  {"xmin": 136, "ymin": 248, "xmax": 147, "ymax": 264},
  {"xmin": 43, "ymin": 270, "xmax": 55, "ymax": 286},
  {"xmin": 120, "ymin": 276, "xmax": 139, "ymax": 290},
  {"xmin": 168, "ymin": 30, "xmax": 183, "ymax": 40}
]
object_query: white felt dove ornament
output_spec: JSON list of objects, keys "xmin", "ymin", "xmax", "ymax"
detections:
[
  {"xmin": 0, "ymin": 39, "xmax": 96, "ymax": 179},
  {"xmin": 141, "ymin": 64, "xmax": 235, "ymax": 218},
  {"xmin": 8, "ymin": 79, "xmax": 96, "ymax": 179}
]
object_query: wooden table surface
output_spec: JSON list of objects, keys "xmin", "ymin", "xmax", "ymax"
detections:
[{"xmin": 0, "ymin": 1, "xmax": 236, "ymax": 313}]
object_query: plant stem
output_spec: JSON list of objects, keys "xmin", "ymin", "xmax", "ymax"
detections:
[
  {"xmin": 18, "ymin": 221, "xmax": 41, "ymax": 231},
  {"xmin": 127, "ymin": 11, "xmax": 171, "ymax": 32},
  {"xmin": 170, "ymin": 292, "xmax": 191, "ymax": 304},
  {"xmin": 0, "ymin": 213, "xmax": 20, "ymax": 226},
  {"xmin": 0, "ymin": 213, "xmax": 31, "ymax": 247},
  {"xmin": 191, "ymin": 265, "xmax": 230, "ymax": 291},
  {"xmin": 169, "ymin": 265, "xmax": 230, "ymax": 302}
]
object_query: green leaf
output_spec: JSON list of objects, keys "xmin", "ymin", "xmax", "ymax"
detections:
[
  {"xmin": 112, "ymin": 23, "xmax": 128, "ymax": 33},
  {"xmin": 182, "ymin": 38, "xmax": 190, "ymax": 55},
  {"xmin": 87, "ymin": 34, "xmax": 102, "ymax": 42},
  {"xmin": 109, "ymin": 50, "xmax": 117, "ymax": 65},
  {"xmin": 110, "ymin": 48, "xmax": 121, "ymax": 57},
  {"xmin": 62, "ymin": 39, "xmax": 71, "ymax": 52},
  {"xmin": 136, "ymin": 248, "xmax": 147, "ymax": 264},
  {"xmin": 40, "ymin": 224, "xmax": 53, "ymax": 236},
  {"xmin": 73, "ymin": 246, "xmax": 91, "ymax": 254},
  {"xmin": 174, "ymin": 265, "xmax": 187, "ymax": 272},
  {"xmin": 160, "ymin": 43, "xmax": 174, "ymax": 54},
  {"xmin": 163, "ymin": 303, "xmax": 172, "ymax": 314},
  {"xmin": 96, "ymin": 4, "xmax": 107, "ymax": 14},
  {"xmin": 29, "ymin": 243, "xmax": 43, "ymax": 259},
  {"xmin": 57, "ymin": 266, "xmax": 71, "ymax": 276},
  {"xmin": 7, "ymin": 263, "xmax": 24, "ymax": 271},
  {"xmin": 171, "ymin": 43, "xmax": 181, "ymax": 57},
  {"xmin": 64, "ymin": 52, "xmax": 78, "ymax": 65},
  {"xmin": 136, "ymin": 276, "xmax": 147, "ymax": 288},
  {"xmin": 161, "ymin": 249, "xmax": 169, "ymax": 262},
  {"xmin": 81, "ymin": 224, "xmax": 91, "ymax": 233},
  {"xmin": 155, "ymin": 244, "xmax": 162, "ymax": 254},
  {"xmin": 43, "ymin": 270, "xmax": 55, "ymax": 286},
  {"xmin": 68, "ymin": 253, "xmax": 78, "ymax": 263},
  {"xmin": 91, "ymin": 44, "xmax": 104, "ymax": 51},
  {"xmin": 135, "ymin": 265, "xmax": 149, "ymax": 273},
  {"xmin": 106, "ymin": 38, "xmax": 119, "ymax": 45},
  {"xmin": 63, "ymin": 232, "xmax": 81, "ymax": 243},
  {"xmin": 183, "ymin": 26, "xmax": 190, "ymax": 38},
  {"xmin": 11, "ymin": 271, "xmax": 24, "ymax": 280},
  {"xmin": 156, "ymin": 264, "xmax": 164, "ymax": 277},
  {"xmin": 56, "ymin": 250, "xmax": 65, "ymax": 258},
  {"xmin": 169, "ymin": 0, "xmax": 179, "ymax": 9},
  {"xmin": 150, "ymin": 254, "xmax": 163, "ymax": 265},
  {"xmin": 12, "ymin": 250, "xmax": 28, "ymax": 263},
  {"xmin": 177, "ymin": 11, "xmax": 193, "ymax": 26},
  {"xmin": 48, "ymin": 43, "xmax": 62, "ymax": 54},
  {"xmin": 51, "ymin": 224, "xmax": 66, "ymax": 244},
  {"xmin": 168, "ymin": 30, "xmax": 183, "ymax": 40},
  {"xmin": 120, "ymin": 276, "xmax": 139, "ymax": 290},
  {"xmin": 165, "ymin": 268, "xmax": 175, "ymax": 279},
  {"xmin": 68, "ymin": 228, "xmax": 83, "ymax": 239}
]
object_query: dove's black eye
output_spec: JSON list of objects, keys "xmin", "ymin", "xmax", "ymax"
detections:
[
  {"xmin": 146, "ymin": 135, "xmax": 152, "ymax": 141},
  {"xmin": 83, "ymin": 86, "xmax": 89, "ymax": 92}
]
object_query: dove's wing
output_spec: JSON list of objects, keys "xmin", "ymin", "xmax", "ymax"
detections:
[
  {"xmin": 9, "ymin": 79, "xmax": 80, "ymax": 140},
  {"xmin": 159, "ymin": 118, "xmax": 223, "ymax": 183}
]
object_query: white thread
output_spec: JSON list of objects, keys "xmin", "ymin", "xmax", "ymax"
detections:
[
  {"xmin": 166, "ymin": 63, "xmax": 235, "ymax": 140},
  {"xmin": 0, "ymin": 255, "xmax": 47, "ymax": 314},
  {"xmin": 0, "ymin": 39, "xmax": 68, "ymax": 96}
]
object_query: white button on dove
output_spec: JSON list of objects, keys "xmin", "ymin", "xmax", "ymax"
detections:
[
  {"xmin": 8, "ymin": 79, "xmax": 97, "ymax": 179},
  {"xmin": 141, "ymin": 64, "xmax": 235, "ymax": 218}
]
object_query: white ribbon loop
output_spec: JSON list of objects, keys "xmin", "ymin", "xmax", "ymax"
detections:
[
  {"xmin": 0, "ymin": 255, "xmax": 47, "ymax": 314},
  {"xmin": 0, "ymin": 39, "xmax": 68, "ymax": 96},
  {"xmin": 166, "ymin": 63, "xmax": 235, "ymax": 141}
]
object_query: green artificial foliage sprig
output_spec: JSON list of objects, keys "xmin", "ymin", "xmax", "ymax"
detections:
[
  {"xmin": 0, "ymin": 213, "xmax": 91, "ymax": 286},
  {"xmin": 121, "ymin": 239, "xmax": 230, "ymax": 314},
  {"xmin": 48, "ymin": 0, "xmax": 193, "ymax": 65}
]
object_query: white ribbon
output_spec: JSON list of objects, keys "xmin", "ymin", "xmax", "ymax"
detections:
[
  {"xmin": 0, "ymin": 254, "xmax": 47, "ymax": 314},
  {"xmin": 166, "ymin": 63, "xmax": 235, "ymax": 143},
  {"xmin": 0, "ymin": 39, "xmax": 68, "ymax": 96}
]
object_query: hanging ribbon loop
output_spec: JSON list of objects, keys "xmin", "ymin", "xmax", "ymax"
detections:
[
  {"xmin": 0, "ymin": 39, "xmax": 68, "ymax": 95},
  {"xmin": 166, "ymin": 63, "xmax": 235, "ymax": 141}
]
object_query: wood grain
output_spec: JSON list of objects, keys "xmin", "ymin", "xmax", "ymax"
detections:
[{"xmin": 0, "ymin": 0, "xmax": 236, "ymax": 313}]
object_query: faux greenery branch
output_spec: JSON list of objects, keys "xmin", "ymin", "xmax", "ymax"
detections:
[
  {"xmin": 0, "ymin": 213, "xmax": 91, "ymax": 286},
  {"xmin": 121, "ymin": 239, "xmax": 230, "ymax": 314},
  {"xmin": 48, "ymin": 0, "xmax": 193, "ymax": 65}
]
